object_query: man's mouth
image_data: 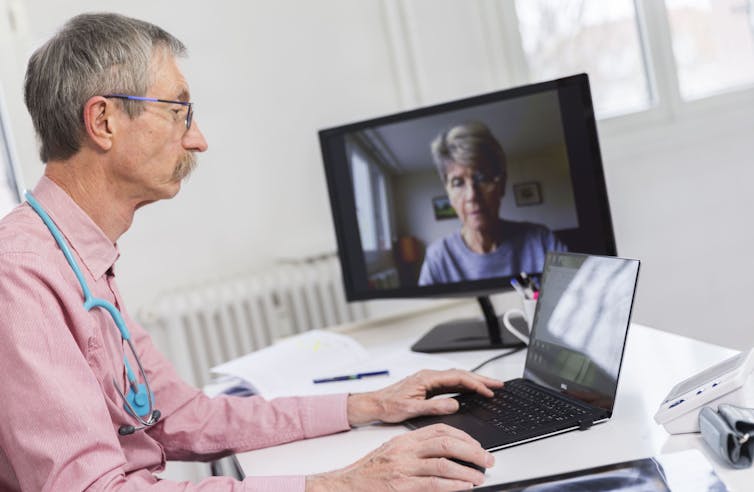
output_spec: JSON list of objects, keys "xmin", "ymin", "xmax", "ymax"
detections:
[{"xmin": 173, "ymin": 153, "xmax": 197, "ymax": 181}]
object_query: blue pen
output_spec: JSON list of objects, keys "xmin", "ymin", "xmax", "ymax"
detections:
[
  {"xmin": 313, "ymin": 370, "xmax": 390, "ymax": 384},
  {"xmin": 510, "ymin": 278, "xmax": 528, "ymax": 299}
]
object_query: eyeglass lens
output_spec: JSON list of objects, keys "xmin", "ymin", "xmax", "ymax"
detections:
[
  {"xmin": 448, "ymin": 172, "xmax": 499, "ymax": 193},
  {"xmin": 186, "ymin": 104, "xmax": 193, "ymax": 130}
]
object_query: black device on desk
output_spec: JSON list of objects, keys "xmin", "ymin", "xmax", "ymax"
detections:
[
  {"xmin": 318, "ymin": 74, "xmax": 617, "ymax": 353},
  {"xmin": 406, "ymin": 251, "xmax": 640, "ymax": 451}
]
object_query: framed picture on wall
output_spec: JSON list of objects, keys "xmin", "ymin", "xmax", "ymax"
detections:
[
  {"xmin": 432, "ymin": 195, "xmax": 457, "ymax": 220},
  {"xmin": 513, "ymin": 182, "xmax": 542, "ymax": 207}
]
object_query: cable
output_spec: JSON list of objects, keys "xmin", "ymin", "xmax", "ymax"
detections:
[{"xmin": 469, "ymin": 346, "xmax": 525, "ymax": 373}]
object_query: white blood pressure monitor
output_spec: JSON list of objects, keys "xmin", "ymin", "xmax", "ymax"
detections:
[{"xmin": 655, "ymin": 348, "xmax": 754, "ymax": 434}]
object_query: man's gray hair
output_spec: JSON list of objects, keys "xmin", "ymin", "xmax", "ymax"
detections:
[
  {"xmin": 24, "ymin": 13, "xmax": 186, "ymax": 162},
  {"xmin": 430, "ymin": 121, "xmax": 507, "ymax": 185}
]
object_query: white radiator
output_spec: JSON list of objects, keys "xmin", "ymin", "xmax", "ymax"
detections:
[{"xmin": 139, "ymin": 255, "xmax": 367, "ymax": 387}]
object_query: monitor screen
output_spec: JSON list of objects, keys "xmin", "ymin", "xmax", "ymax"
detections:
[{"xmin": 319, "ymin": 74, "xmax": 616, "ymax": 302}]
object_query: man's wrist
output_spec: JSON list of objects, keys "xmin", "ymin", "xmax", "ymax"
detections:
[
  {"xmin": 346, "ymin": 392, "xmax": 382, "ymax": 426},
  {"xmin": 305, "ymin": 474, "xmax": 328, "ymax": 492},
  {"xmin": 306, "ymin": 471, "xmax": 351, "ymax": 491}
]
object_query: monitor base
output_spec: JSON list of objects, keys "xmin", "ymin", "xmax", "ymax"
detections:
[{"xmin": 411, "ymin": 297, "xmax": 527, "ymax": 353}]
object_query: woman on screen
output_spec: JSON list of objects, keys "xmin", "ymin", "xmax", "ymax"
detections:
[{"xmin": 418, "ymin": 121, "xmax": 566, "ymax": 286}]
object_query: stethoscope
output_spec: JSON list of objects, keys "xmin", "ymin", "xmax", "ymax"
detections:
[{"xmin": 25, "ymin": 191, "xmax": 161, "ymax": 436}]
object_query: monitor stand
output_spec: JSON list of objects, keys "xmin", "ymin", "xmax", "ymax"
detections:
[{"xmin": 411, "ymin": 296, "xmax": 526, "ymax": 353}]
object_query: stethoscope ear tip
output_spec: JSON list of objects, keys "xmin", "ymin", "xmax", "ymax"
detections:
[
  {"xmin": 119, "ymin": 425, "xmax": 136, "ymax": 436},
  {"xmin": 118, "ymin": 409, "xmax": 161, "ymax": 436}
]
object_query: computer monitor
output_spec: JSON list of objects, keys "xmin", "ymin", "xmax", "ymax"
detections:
[{"xmin": 319, "ymin": 74, "xmax": 616, "ymax": 353}]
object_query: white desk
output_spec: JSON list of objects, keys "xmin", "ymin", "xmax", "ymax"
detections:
[{"xmin": 235, "ymin": 301, "xmax": 751, "ymax": 490}]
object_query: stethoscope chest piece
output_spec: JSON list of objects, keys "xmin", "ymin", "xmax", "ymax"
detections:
[{"xmin": 126, "ymin": 384, "xmax": 153, "ymax": 417}]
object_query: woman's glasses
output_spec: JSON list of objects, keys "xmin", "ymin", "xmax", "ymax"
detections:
[{"xmin": 446, "ymin": 172, "xmax": 502, "ymax": 196}]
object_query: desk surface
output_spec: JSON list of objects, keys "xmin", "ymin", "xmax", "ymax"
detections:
[{"xmin": 235, "ymin": 300, "xmax": 749, "ymax": 490}]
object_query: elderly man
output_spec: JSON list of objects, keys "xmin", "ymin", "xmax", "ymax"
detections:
[{"xmin": 0, "ymin": 13, "xmax": 500, "ymax": 491}]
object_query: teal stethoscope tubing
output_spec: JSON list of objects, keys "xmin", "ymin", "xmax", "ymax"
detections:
[{"xmin": 25, "ymin": 191, "xmax": 159, "ymax": 432}]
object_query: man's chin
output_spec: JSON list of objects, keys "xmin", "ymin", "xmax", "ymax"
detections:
[
  {"xmin": 152, "ymin": 180, "xmax": 182, "ymax": 201},
  {"xmin": 165, "ymin": 180, "xmax": 182, "ymax": 198}
]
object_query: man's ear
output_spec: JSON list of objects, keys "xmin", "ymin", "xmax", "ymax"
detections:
[{"xmin": 82, "ymin": 96, "xmax": 115, "ymax": 151}]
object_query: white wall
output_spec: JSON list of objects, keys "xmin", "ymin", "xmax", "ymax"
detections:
[
  {"xmin": 10, "ymin": 0, "xmax": 404, "ymax": 309},
  {"xmin": 2, "ymin": 0, "xmax": 754, "ymax": 350}
]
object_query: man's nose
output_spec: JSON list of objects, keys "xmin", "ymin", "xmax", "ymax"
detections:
[{"xmin": 183, "ymin": 119, "xmax": 208, "ymax": 152}]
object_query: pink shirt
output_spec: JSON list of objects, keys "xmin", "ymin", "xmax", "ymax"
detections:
[{"xmin": 0, "ymin": 177, "xmax": 350, "ymax": 491}]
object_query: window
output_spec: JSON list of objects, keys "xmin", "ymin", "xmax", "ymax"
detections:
[
  {"xmin": 351, "ymin": 149, "xmax": 377, "ymax": 251},
  {"xmin": 514, "ymin": 0, "xmax": 653, "ymax": 118},
  {"xmin": 0, "ymin": 86, "xmax": 21, "ymax": 218},
  {"xmin": 349, "ymin": 144, "xmax": 392, "ymax": 252},
  {"xmin": 502, "ymin": 0, "xmax": 754, "ymax": 122},
  {"xmin": 665, "ymin": 0, "xmax": 754, "ymax": 100}
]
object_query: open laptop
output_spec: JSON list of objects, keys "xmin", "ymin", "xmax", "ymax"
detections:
[{"xmin": 406, "ymin": 251, "xmax": 641, "ymax": 451}]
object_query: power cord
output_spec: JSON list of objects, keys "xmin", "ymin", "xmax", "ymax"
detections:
[{"xmin": 470, "ymin": 346, "xmax": 526, "ymax": 373}]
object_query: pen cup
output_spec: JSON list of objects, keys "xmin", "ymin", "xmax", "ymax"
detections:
[{"xmin": 502, "ymin": 299, "xmax": 537, "ymax": 345}]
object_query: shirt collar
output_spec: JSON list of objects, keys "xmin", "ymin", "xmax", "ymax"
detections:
[{"xmin": 30, "ymin": 176, "xmax": 120, "ymax": 280}]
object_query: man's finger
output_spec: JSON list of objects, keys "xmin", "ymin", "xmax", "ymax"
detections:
[
  {"xmin": 424, "ymin": 371, "xmax": 503, "ymax": 397},
  {"xmin": 411, "ymin": 423, "xmax": 479, "ymax": 443},
  {"xmin": 411, "ymin": 397, "xmax": 460, "ymax": 416},
  {"xmin": 414, "ymin": 457, "xmax": 486, "ymax": 485},
  {"xmin": 413, "ymin": 433, "xmax": 489, "ymax": 462}
]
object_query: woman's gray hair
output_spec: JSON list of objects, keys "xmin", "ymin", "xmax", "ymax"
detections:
[
  {"xmin": 430, "ymin": 121, "xmax": 507, "ymax": 185},
  {"xmin": 24, "ymin": 13, "xmax": 187, "ymax": 162}
]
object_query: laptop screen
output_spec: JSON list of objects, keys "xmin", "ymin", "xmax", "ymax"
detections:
[{"xmin": 523, "ymin": 252, "xmax": 640, "ymax": 412}]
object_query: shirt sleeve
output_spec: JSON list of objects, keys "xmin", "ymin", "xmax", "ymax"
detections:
[
  {"xmin": 0, "ymin": 252, "xmax": 345, "ymax": 491},
  {"xmin": 418, "ymin": 240, "xmax": 443, "ymax": 286},
  {"xmin": 547, "ymin": 229, "xmax": 568, "ymax": 252},
  {"xmin": 124, "ymin": 306, "xmax": 351, "ymax": 460}
]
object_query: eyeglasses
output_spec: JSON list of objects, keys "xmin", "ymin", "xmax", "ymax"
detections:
[
  {"xmin": 103, "ymin": 94, "xmax": 194, "ymax": 130},
  {"xmin": 446, "ymin": 172, "xmax": 502, "ymax": 195}
]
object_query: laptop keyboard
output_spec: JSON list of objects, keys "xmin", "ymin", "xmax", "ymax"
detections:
[{"xmin": 457, "ymin": 379, "xmax": 591, "ymax": 435}]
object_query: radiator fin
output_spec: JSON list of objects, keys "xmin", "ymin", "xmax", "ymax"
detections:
[{"xmin": 139, "ymin": 255, "xmax": 367, "ymax": 387}]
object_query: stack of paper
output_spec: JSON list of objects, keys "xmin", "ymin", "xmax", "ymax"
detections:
[{"xmin": 210, "ymin": 329, "xmax": 458, "ymax": 399}]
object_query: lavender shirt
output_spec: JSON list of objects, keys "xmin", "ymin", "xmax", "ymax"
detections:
[
  {"xmin": 418, "ymin": 220, "xmax": 567, "ymax": 286},
  {"xmin": 0, "ymin": 177, "xmax": 350, "ymax": 491}
]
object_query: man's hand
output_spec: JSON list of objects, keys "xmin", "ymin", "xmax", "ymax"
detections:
[
  {"xmin": 305, "ymin": 423, "xmax": 494, "ymax": 491},
  {"xmin": 346, "ymin": 368, "xmax": 503, "ymax": 425}
]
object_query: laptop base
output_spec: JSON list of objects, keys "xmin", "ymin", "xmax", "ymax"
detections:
[{"xmin": 405, "ymin": 379, "xmax": 606, "ymax": 451}]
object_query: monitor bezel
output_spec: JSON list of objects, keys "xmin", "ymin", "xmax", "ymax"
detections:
[{"xmin": 319, "ymin": 73, "xmax": 617, "ymax": 301}]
